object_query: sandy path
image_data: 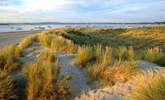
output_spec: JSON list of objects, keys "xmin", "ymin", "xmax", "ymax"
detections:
[
  {"xmin": 21, "ymin": 43, "xmax": 92, "ymax": 98},
  {"xmin": 56, "ymin": 52, "xmax": 91, "ymax": 98}
]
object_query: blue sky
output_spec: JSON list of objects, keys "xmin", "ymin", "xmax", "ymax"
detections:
[{"xmin": 0, "ymin": 0, "xmax": 165, "ymax": 23}]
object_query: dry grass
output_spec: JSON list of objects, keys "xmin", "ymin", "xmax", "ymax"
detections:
[
  {"xmin": 88, "ymin": 61, "xmax": 138, "ymax": 86},
  {"xmin": 38, "ymin": 31, "xmax": 77, "ymax": 53},
  {"xmin": 75, "ymin": 46, "xmax": 94, "ymax": 66},
  {"xmin": 0, "ymin": 70, "xmax": 17, "ymax": 100},
  {"xmin": 77, "ymin": 45, "xmax": 138, "ymax": 86},
  {"xmin": 50, "ymin": 35, "xmax": 76, "ymax": 53},
  {"xmin": 127, "ymin": 70, "xmax": 165, "ymax": 100},
  {"xmin": 143, "ymin": 47, "xmax": 165, "ymax": 66},
  {"xmin": 18, "ymin": 35, "xmax": 37, "ymax": 50},
  {"xmin": 0, "ymin": 44, "xmax": 21, "ymax": 72},
  {"xmin": 23, "ymin": 52, "xmax": 70, "ymax": 100},
  {"xmin": 99, "ymin": 46, "xmax": 113, "ymax": 66}
]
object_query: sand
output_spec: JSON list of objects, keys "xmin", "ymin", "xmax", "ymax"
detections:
[{"xmin": 0, "ymin": 30, "xmax": 41, "ymax": 48}]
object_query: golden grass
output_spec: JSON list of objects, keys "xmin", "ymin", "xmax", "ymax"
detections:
[
  {"xmin": 75, "ymin": 46, "xmax": 94, "ymax": 66},
  {"xmin": 0, "ymin": 26, "xmax": 165, "ymax": 99},
  {"xmin": 128, "ymin": 70, "xmax": 165, "ymax": 100},
  {"xmin": 76, "ymin": 45, "xmax": 138, "ymax": 86},
  {"xmin": 38, "ymin": 31, "xmax": 77, "ymax": 53},
  {"xmin": 0, "ymin": 44, "xmax": 21, "ymax": 72},
  {"xmin": 143, "ymin": 47, "xmax": 165, "ymax": 66},
  {"xmin": 23, "ymin": 52, "xmax": 70, "ymax": 100},
  {"xmin": 18, "ymin": 35, "xmax": 37, "ymax": 50},
  {"xmin": 114, "ymin": 46, "xmax": 137, "ymax": 63},
  {"xmin": 99, "ymin": 47, "xmax": 113, "ymax": 66},
  {"xmin": 0, "ymin": 70, "xmax": 17, "ymax": 100},
  {"xmin": 50, "ymin": 35, "xmax": 76, "ymax": 53},
  {"xmin": 88, "ymin": 61, "xmax": 138, "ymax": 86}
]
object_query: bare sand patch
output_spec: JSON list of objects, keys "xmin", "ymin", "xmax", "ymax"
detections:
[{"xmin": 0, "ymin": 31, "xmax": 41, "ymax": 48}]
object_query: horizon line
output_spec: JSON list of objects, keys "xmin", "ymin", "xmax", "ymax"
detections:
[{"xmin": 0, "ymin": 21, "xmax": 165, "ymax": 25}]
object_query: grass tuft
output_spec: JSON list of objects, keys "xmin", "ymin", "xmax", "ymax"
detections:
[
  {"xmin": 0, "ymin": 70, "xmax": 17, "ymax": 100},
  {"xmin": 88, "ymin": 61, "xmax": 138, "ymax": 86},
  {"xmin": 75, "ymin": 46, "xmax": 95, "ymax": 66},
  {"xmin": 18, "ymin": 35, "xmax": 37, "ymax": 49},
  {"xmin": 0, "ymin": 44, "xmax": 21, "ymax": 72},
  {"xmin": 23, "ymin": 52, "xmax": 70, "ymax": 100},
  {"xmin": 143, "ymin": 47, "xmax": 165, "ymax": 66},
  {"xmin": 128, "ymin": 70, "xmax": 165, "ymax": 100}
]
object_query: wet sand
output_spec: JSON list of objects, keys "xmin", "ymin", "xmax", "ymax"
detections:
[{"xmin": 0, "ymin": 30, "xmax": 41, "ymax": 48}]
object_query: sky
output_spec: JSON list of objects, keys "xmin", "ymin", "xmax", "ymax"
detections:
[{"xmin": 0, "ymin": 0, "xmax": 165, "ymax": 23}]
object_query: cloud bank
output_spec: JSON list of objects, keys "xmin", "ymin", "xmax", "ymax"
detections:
[{"xmin": 0, "ymin": 0, "xmax": 165, "ymax": 22}]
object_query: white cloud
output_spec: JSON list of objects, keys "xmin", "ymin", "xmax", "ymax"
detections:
[
  {"xmin": 21, "ymin": 0, "xmax": 72, "ymax": 13},
  {"xmin": 0, "ymin": 0, "xmax": 80, "ymax": 14}
]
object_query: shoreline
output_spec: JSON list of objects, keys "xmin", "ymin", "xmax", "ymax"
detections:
[
  {"xmin": 0, "ymin": 30, "xmax": 42, "ymax": 34},
  {"xmin": 0, "ymin": 30, "xmax": 41, "ymax": 48}
]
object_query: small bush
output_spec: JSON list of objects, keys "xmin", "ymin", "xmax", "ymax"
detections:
[
  {"xmin": 128, "ymin": 70, "xmax": 165, "ymax": 100},
  {"xmin": 143, "ymin": 47, "xmax": 165, "ymax": 66},
  {"xmin": 75, "ymin": 46, "xmax": 95, "ymax": 66}
]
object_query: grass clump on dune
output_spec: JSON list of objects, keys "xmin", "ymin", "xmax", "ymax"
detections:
[
  {"xmin": 38, "ymin": 31, "xmax": 77, "ymax": 53},
  {"xmin": 128, "ymin": 70, "xmax": 165, "ymax": 100},
  {"xmin": 75, "ymin": 46, "xmax": 95, "ymax": 66},
  {"xmin": 50, "ymin": 35, "xmax": 76, "ymax": 53},
  {"xmin": 143, "ymin": 47, "xmax": 165, "ymax": 66},
  {"xmin": 85, "ymin": 45, "xmax": 138, "ymax": 86},
  {"xmin": 0, "ymin": 70, "xmax": 17, "ymax": 100},
  {"xmin": 114, "ymin": 46, "xmax": 137, "ymax": 62},
  {"xmin": 88, "ymin": 61, "xmax": 138, "ymax": 86},
  {"xmin": 18, "ymin": 35, "xmax": 37, "ymax": 50},
  {"xmin": 98, "ymin": 46, "xmax": 113, "ymax": 66},
  {"xmin": 23, "ymin": 52, "xmax": 70, "ymax": 100},
  {"xmin": 0, "ymin": 44, "xmax": 22, "ymax": 72}
]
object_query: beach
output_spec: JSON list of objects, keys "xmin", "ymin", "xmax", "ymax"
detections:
[{"xmin": 0, "ymin": 30, "xmax": 41, "ymax": 48}]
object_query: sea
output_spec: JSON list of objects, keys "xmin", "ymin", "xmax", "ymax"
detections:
[{"xmin": 0, "ymin": 23, "xmax": 165, "ymax": 33}]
